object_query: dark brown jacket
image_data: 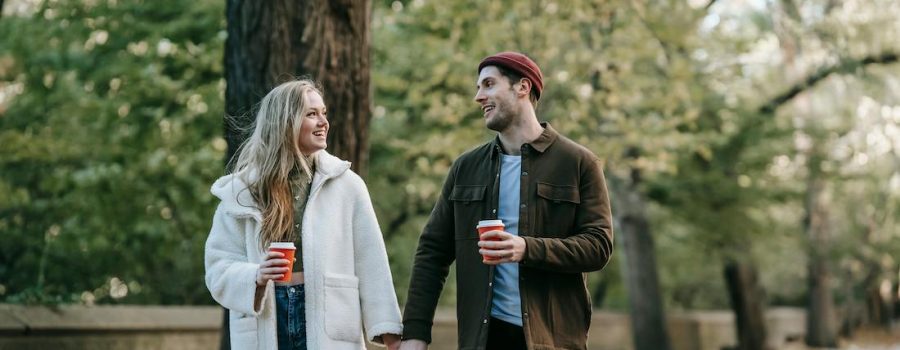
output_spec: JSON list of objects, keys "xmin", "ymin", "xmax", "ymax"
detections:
[{"xmin": 402, "ymin": 123, "xmax": 614, "ymax": 350}]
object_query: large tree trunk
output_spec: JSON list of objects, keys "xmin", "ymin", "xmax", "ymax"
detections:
[
  {"xmin": 221, "ymin": 1, "xmax": 372, "ymax": 348},
  {"xmin": 724, "ymin": 261, "xmax": 769, "ymax": 350},
  {"xmin": 610, "ymin": 163, "xmax": 672, "ymax": 350},
  {"xmin": 803, "ymin": 163, "xmax": 838, "ymax": 347},
  {"xmin": 620, "ymin": 199, "xmax": 671, "ymax": 350},
  {"xmin": 806, "ymin": 258, "xmax": 838, "ymax": 346},
  {"xmin": 224, "ymin": 0, "xmax": 373, "ymax": 175}
]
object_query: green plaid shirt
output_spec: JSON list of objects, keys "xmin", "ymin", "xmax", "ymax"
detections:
[{"xmin": 288, "ymin": 156, "xmax": 316, "ymax": 272}]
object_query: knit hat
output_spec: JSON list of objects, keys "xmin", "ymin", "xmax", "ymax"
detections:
[{"xmin": 477, "ymin": 51, "xmax": 544, "ymax": 99}]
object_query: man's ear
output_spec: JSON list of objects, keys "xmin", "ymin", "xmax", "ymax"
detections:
[{"xmin": 517, "ymin": 78, "xmax": 532, "ymax": 99}]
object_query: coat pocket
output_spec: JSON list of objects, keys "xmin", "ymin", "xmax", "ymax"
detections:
[
  {"xmin": 323, "ymin": 273, "xmax": 363, "ymax": 342},
  {"xmin": 536, "ymin": 182, "xmax": 580, "ymax": 204},
  {"xmin": 535, "ymin": 182, "xmax": 580, "ymax": 237},
  {"xmin": 449, "ymin": 185, "xmax": 487, "ymax": 240},
  {"xmin": 449, "ymin": 185, "xmax": 487, "ymax": 202},
  {"xmin": 229, "ymin": 311, "xmax": 259, "ymax": 348}
]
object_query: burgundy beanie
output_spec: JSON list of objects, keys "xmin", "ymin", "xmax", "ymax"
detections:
[{"xmin": 478, "ymin": 51, "xmax": 544, "ymax": 99}]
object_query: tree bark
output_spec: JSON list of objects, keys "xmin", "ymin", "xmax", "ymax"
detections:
[
  {"xmin": 806, "ymin": 258, "xmax": 838, "ymax": 346},
  {"xmin": 724, "ymin": 262, "xmax": 770, "ymax": 350},
  {"xmin": 620, "ymin": 201, "xmax": 671, "ymax": 350},
  {"xmin": 610, "ymin": 162, "xmax": 672, "ymax": 350},
  {"xmin": 803, "ymin": 160, "xmax": 838, "ymax": 347},
  {"xmin": 221, "ymin": 1, "xmax": 372, "ymax": 348},
  {"xmin": 224, "ymin": 0, "xmax": 373, "ymax": 175}
]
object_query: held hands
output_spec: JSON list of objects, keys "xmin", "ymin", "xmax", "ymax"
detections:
[
  {"xmin": 256, "ymin": 251, "xmax": 291, "ymax": 286},
  {"xmin": 381, "ymin": 333, "xmax": 401, "ymax": 350},
  {"xmin": 399, "ymin": 339, "xmax": 428, "ymax": 350},
  {"xmin": 478, "ymin": 230, "xmax": 526, "ymax": 265}
]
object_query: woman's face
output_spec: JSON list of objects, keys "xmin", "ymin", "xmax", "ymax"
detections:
[{"xmin": 297, "ymin": 90, "xmax": 328, "ymax": 155}]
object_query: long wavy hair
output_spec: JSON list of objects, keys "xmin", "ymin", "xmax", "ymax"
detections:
[{"xmin": 230, "ymin": 79, "xmax": 322, "ymax": 249}]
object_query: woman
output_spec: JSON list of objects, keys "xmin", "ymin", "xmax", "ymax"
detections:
[{"xmin": 204, "ymin": 79, "xmax": 402, "ymax": 349}]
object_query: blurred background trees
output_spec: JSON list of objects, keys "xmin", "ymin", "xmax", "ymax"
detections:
[{"xmin": 1, "ymin": 0, "xmax": 899, "ymax": 348}]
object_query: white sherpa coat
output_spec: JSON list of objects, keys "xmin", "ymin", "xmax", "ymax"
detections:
[{"xmin": 204, "ymin": 151, "xmax": 403, "ymax": 350}]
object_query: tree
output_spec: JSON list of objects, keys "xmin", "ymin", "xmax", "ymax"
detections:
[{"xmin": 224, "ymin": 0, "xmax": 373, "ymax": 174}]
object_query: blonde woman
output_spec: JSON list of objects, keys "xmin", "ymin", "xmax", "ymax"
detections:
[{"xmin": 205, "ymin": 79, "xmax": 402, "ymax": 350}]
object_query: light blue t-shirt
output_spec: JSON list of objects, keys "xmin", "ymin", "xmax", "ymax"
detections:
[{"xmin": 491, "ymin": 154, "xmax": 522, "ymax": 326}]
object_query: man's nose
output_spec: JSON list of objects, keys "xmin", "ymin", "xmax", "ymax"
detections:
[{"xmin": 474, "ymin": 89, "xmax": 486, "ymax": 103}]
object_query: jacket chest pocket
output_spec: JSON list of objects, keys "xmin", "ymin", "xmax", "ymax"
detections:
[
  {"xmin": 449, "ymin": 185, "xmax": 487, "ymax": 240},
  {"xmin": 535, "ymin": 182, "xmax": 580, "ymax": 237}
]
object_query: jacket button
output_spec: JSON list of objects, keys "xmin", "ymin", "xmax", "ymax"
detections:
[
  {"xmin": 492, "ymin": 209, "xmax": 497, "ymax": 214},
  {"xmin": 522, "ymin": 171, "xmax": 528, "ymax": 176},
  {"xmin": 488, "ymin": 282, "xmax": 492, "ymax": 287},
  {"xmin": 483, "ymin": 319, "xmax": 488, "ymax": 324},
  {"xmin": 520, "ymin": 204, "xmax": 526, "ymax": 208},
  {"xmin": 524, "ymin": 312, "xmax": 529, "ymax": 318}
]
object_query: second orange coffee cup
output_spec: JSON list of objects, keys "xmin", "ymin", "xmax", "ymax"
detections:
[
  {"xmin": 268, "ymin": 242, "xmax": 296, "ymax": 282},
  {"xmin": 476, "ymin": 220, "xmax": 504, "ymax": 261}
]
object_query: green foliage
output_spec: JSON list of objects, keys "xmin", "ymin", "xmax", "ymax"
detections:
[
  {"xmin": 0, "ymin": 0, "xmax": 226, "ymax": 305},
  {"xmin": 2, "ymin": 0, "xmax": 898, "ymax": 313}
]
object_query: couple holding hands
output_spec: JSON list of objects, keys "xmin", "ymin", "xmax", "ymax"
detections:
[{"xmin": 204, "ymin": 52, "xmax": 614, "ymax": 350}]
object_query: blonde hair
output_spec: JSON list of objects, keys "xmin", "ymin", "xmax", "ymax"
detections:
[{"xmin": 230, "ymin": 79, "xmax": 322, "ymax": 249}]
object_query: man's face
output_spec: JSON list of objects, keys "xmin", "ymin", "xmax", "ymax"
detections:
[{"xmin": 474, "ymin": 66, "xmax": 521, "ymax": 132}]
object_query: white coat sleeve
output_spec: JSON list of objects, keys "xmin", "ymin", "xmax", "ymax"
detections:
[
  {"xmin": 204, "ymin": 206, "xmax": 271, "ymax": 316},
  {"xmin": 352, "ymin": 183, "xmax": 404, "ymax": 344}
]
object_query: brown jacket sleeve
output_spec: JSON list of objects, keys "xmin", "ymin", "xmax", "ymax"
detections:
[
  {"xmin": 522, "ymin": 158, "xmax": 614, "ymax": 273},
  {"xmin": 401, "ymin": 160, "xmax": 458, "ymax": 343}
]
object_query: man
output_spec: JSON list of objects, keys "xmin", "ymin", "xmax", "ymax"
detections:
[{"xmin": 399, "ymin": 51, "xmax": 614, "ymax": 350}]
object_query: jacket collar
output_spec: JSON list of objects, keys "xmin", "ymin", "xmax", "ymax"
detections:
[
  {"xmin": 490, "ymin": 122, "xmax": 558, "ymax": 159},
  {"xmin": 210, "ymin": 150, "xmax": 351, "ymax": 222}
]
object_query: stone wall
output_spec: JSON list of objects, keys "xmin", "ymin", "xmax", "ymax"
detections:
[{"xmin": 0, "ymin": 304, "xmax": 805, "ymax": 350}]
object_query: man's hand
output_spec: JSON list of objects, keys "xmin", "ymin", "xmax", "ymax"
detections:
[
  {"xmin": 399, "ymin": 339, "xmax": 428, "ymax": 350},
  {"xmin": 381, "ymin": 334, "xmax": 401, "ymax": 350},
  {"xmin": 478, "ymin": 230, "xmax": 526, "ymax": 265}
]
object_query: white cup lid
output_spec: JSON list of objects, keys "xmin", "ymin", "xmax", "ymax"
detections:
[
  {"xmin": 269, "ymin": 242, "xmax": 296, "ymax": 250},
  {"xmin": 476, "ymin": 219, "xmax": 504, "ymax": 229}
]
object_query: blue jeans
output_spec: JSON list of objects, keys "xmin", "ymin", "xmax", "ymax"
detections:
[{"xmin": 275, "ymin": 284, "xmax": 306, "ymax": 350}]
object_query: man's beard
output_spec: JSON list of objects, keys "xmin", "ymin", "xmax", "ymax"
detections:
[{"xmin": 486, "ymin": 99, "xmax": 517, "ymax": 132}]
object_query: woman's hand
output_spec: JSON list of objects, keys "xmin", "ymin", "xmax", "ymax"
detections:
[
  {"xmin": 381, "ymin": 333, "xmax": 401, "ymax": 350},
  {"xmin": 256, "ymin": 251, "xmax": 290, "ymax": 286}
]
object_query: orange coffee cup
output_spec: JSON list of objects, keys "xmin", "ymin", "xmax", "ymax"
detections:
[
  {"xmin": 268, "ymin": 242, "xmax": 296, "ymax": 282},
  {"xmin": 476, "ymin": 220, "xmax": 504, "ymax": 261}
]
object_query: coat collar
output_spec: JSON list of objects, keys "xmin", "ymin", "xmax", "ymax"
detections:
[
  {"xmin": 490, "ymin": 122, "xmax": 558, "ymax": 159},
  {"xmin": 211, "ymin": 150, "xmax": 351, "ymax": 222}
]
